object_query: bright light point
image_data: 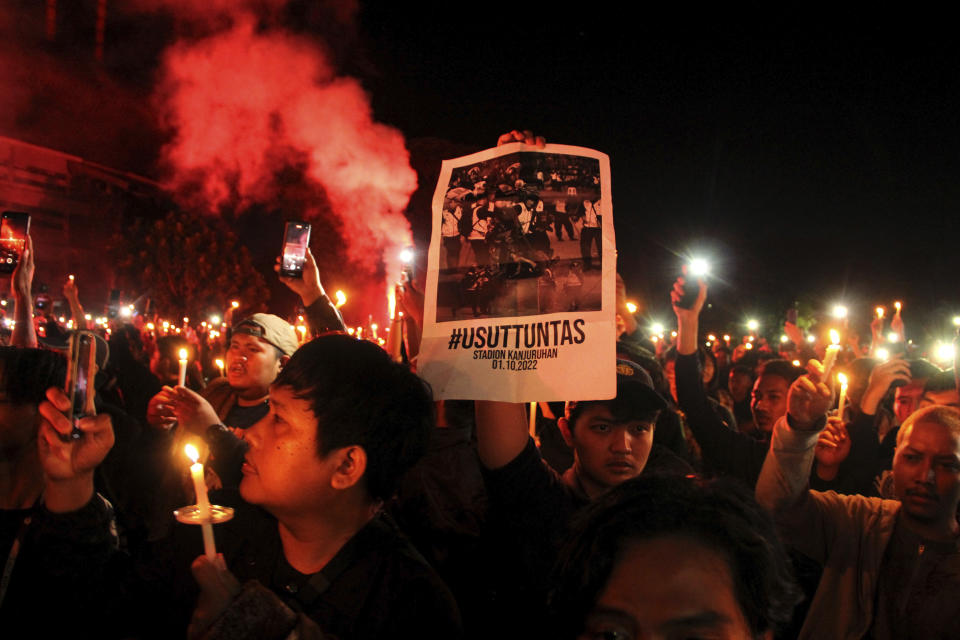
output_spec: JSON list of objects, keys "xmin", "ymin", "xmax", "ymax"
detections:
[
  {"xmin": 625, "ymin": 301, "xmax": 638, "ymax": 314},
  {"xmin": 184, "ymin": 444, "xmax": 199, "ymax": 464},
  {"xmin": 894, "ymin": 301, "xmax": 902, "ymax": 311},
  {"xmin": 371, "ymin": 323, "xmax": 378, "ymax": 331},
  {"xmin": 120, "ymin": 307, "xmax": 131, "ymax": 318},
  {"xmin": 888, "ymin": 332, "xmax": 900, "ymax": 342},
  {"xmin": 399, "ymin": 248, "xmax": 414, "ymax": 264},
  {"xmin": 183, "ymin": 317, "xmax": 189, "ymax": 324},
  {"xmin": 806, "ymin": 335, "xmax": 816, "ymax": 343},
  {"xmin": 215, "ymin": 358, "xmax": 224, "ymax": 369},
  {"xmin": 723, "ymin": 334, "xmax": 731, "ymax": 342},
  {"xmin": 792, "ymin": 360, "xmax": 801, "ymax": 367},
  {"xmin": 378, "ymin": 338, "xmax": 385, "ymax": 346},
  {"xmin": 747, "ymin": 335, "xmax": 755, "ymax": 342},
  {"xmin": 231, "ymin": 300, "xmax": 239, "ymax": 309},
  {"xmin": 876, "ymin": 348, "xmax": 889, "ymax": 361},
  {"xmin": 210, "ymin": 315, "xmax": 220, "ymax": 325},
  {"xmin": 651, "ymin": 322, "xmax": 665, "ymax": 335},
  {"xmin": 688, "ymin": 258, "xmax": 710, "ymax": 277},
  {"xmin": 162, "ymin": 321, "xmax": 169, "ymax": 329},
  {"xmin": 201, "ymin": 322, "xmax": 207, "ymax": 328},
  {"xmin": 178, "ymin": 349, "xmax": 188, "ymax": 361},
  {"xmin": 84, "ymin": 313, "xmax": 91, "ymax": 320},
  {"xmin": 829, "ymin": 329, "xmax": 840, "ymax": 345},
  {"xmin": 707, "ymin": 334, "xmax": 716, "ymax": 342},
  {"xmin": 670, "ymin": 331, "xmax": 678, "ymax": 338},
  {"xmin": 876, "ymin": 307, "xmax": 885, "ymax": 319},
  {"xmin": 936, "ymin": 342, "xmax": 955, "ymax": 361},
  {"xmin": 58, "ymin": 316, "xmax": 65, "ymax": 323},
  {"xmin": 347, "ymin": 327, "xmax": 355, "ymax": 335},
  {"xmin": 68, "ymin": 274, "xmax": 74, "ymax": 281},
  {"xmin": 705, "ymin": 341, "xmax": 712, "ymax": 347},
  {"xmin": 832, "ymin": 305, "xmax": 848, "ymax": 319},
  {"xmin": 780, "ymin": 335, "xmax": 789, "ymax": 343},
  {"xmin": 952, "ymin": 316, "xmax": 960, "ymax": 327},
  {"xmin": 335, "ymin": 290, "xmax": 347, "ymax": 307},
  {"xmin": 651, "ymin": 336, "xmax": 659, "ymax": 343},
  {"xmin": 837, "ymin": 372, "xmax": 848, "ymax": 386},
  {"xmin": 745, "ymin": 342, "xmax": 754, "ymax": 350},
  {"xmin": 747, "ymin": 319, "xmax": 759, "ymax": 331}
]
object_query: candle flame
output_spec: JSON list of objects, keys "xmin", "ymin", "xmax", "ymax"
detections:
[
  {"xmin": 179, "ymin": 348, "xmax": 188, "ymax": 360},
  {"xmin": 792, "ymin": 359, "xmax": 801, "ymax": 367},
  {"xmin": 68, "ymin": 274, "xmax": 75, "ymax": 281},
  {"xmin": 625, "ymin": 301, "xmax": 638, "ymax": 314},
  {"xmin": 829, "ymin": 329, "xmax": 840, "ymax": 345},
  {"xmin": 876, "ymin": 307, "xmax": 885, "ymax": 319},
  {"xmin": 231, "ymin": 300, "xmax": 239, "ymax": 308},
  {"xmin": 185, "ymin": 444, "xmax": 199, "ymax": 464},
  {"xmin": 335, "ymin": 290, "xmax": 347, "ymax": 308},
  {"xmin": 894, "ymin": 301, "xmax": 902, "ymax": 311},
  {"xmin": 837, "ymin": 372, "xmax": 848, "ymax": 386},
  {"xmin": 215, "ymin": 358, "xmax": 224, "ymax": 369},
  {"xmin": 387, "ymin": 286, "xmax": 396, "ymax": 320}
]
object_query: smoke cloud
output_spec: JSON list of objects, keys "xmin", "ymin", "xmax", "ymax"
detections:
[{"xmin": 154, "ymin": 4, "xmax": 415, "ymax": 318}]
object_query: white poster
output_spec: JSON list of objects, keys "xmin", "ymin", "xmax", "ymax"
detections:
[{"xmin": 418, "ymin": 143, "xmax": 616, "ymax": 401}]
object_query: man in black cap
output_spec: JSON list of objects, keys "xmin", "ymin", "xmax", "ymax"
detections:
[{"xmin": 473, "ymin": 360, "xmax": 691, "ymax": 636}]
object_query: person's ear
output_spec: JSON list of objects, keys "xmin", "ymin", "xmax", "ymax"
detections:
[
  {"xmin": 278, "ymin": 355, "xmax": 290, "ymax": 370},
  {"xmin": 557, "ymin": 416, "xmax": 574, "ymax": 449},
  {"xmin": 330, "ymin": 445, "xmax": 367, "ymax": 490}
]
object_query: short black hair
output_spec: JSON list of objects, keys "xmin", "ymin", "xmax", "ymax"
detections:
[
  {"xmin": 273, "ymin": 334, "xmax": 434, "ymax": 502},
  {"xmin": 758, "ymin": 359, "xmax": 803, "ymax": 385},
  {"xmin": 0, "ymin": 347, "xmax": 66, "ymax": 404},
  {"xmin": 924, "ymin": 369, "xmax": 956, "ymax": 393},
  {"xmin": 547, "ymin": 475, "xmax": 801, "ymax": 639}
]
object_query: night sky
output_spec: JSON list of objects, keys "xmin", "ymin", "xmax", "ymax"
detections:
[{"xmin": 4, "ymin": 2, "xmax": 960, "ymax": 343}]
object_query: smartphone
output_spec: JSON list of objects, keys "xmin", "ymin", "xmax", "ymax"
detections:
[
  {"xmin": 64, "ymin": 331, "xmax": 97, "ymax": 439},
  {"xmin": 280, "ymin": 221, "xmax": 311, "ymax": 279},
  {"xmin": 0, "ymin": 211, "xmax": 31, "ymax": 275}
]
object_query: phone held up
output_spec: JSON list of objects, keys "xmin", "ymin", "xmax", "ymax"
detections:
[
  {"xmin": 280, "ymin": 221, "xmax": 311, "ymax": 279},
  {"xmin": 0, "ymin": 211, "xmax": 31, "ymax": 275},
  {"xmin": 64, "ymin": 331, "xmax": 98, "ymax": 440}
]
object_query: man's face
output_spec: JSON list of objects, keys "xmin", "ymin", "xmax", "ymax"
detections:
[
  {"xmin": 239, "ymin": 385, "xmax": 338, "ymax": 519},
  {"xmin": 226, "ymin": 332, "xmax": 283, "ymax": 397},
  {"xmin": 893, "ymin": 420, "xmax": 960, "ymax": 526},
  {"xmin": 894, "ymin": 380, "xmax": 925, "ymax": 424},
  {"xmin": 751, "ymin": 375, "xmax": 790, "ymax": 433},
  {"xmin": 579, "ymin": 536, "xmax": 758, "ymax": 640},
  {"xmin": 568, "ymin": 404, "xmax": 655, "ymax": 496}
]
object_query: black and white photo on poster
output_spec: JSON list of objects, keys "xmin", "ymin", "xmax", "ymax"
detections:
[{"xmin": 435, "ymin": 151, "xmax": 602, "ymax": 321}]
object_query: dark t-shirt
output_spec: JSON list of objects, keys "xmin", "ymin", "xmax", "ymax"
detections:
[
  {"xmin": 224, "ymin": 400, "xmax": 269, "ymax": 430},
  {"xmin": 868, "ymin": 517, "xmax": 960, "ymax": 639}
]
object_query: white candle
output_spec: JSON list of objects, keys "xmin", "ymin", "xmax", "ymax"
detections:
[
  {"xmin": 836, "ymin": 373, "xmax": 848, "ymax": 419},
  {"xmin": 178, "ymin": 348, "xmax": 188, "ymax": 387},
  {"xmin": 821, "ymin": 330, "xmax": 841, "ymax": 381},
  {"xmin": 529, "ymin": 402, "xmax": 537, "ymax": 439},
  {"xmin": 185, "ymin": 444, "xmax": 216, "ymax": 560}
]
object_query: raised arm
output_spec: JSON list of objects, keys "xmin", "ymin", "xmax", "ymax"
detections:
[
  {"xmin": 475, "ymin": 401, "xmax": 531, "ymax": 469},
  {"xmin": 11, "ymin": 235, "xmax": 37, "ymax": 348},
  {"xmin": 275, "ymin": 247, "xmax": 345, "ymax": 336}
]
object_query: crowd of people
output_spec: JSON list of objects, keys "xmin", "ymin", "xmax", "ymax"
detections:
[{"xmin": 1, "ymin": 130, "xmax": 959, "ymax": 639}]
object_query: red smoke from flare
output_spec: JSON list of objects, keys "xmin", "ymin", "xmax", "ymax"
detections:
[{"xmin": 157, "ymin": 15, "xmax": 416, "ymax": 314}]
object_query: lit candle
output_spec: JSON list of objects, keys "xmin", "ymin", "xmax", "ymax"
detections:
[
  {"xmin": 836, "ymin": 372, "xmax": 848, "ymax": 419},
  {"xmin": 821, "ymin": 330, "xmax": 841, "ymax": 381},
  {"xmin": 185, "ymin": 444, "xmax": 216, "ymax": 560},
  {"xmin": 68, "ymin": 274, "xmax": 75, "ymax": 282},
  {"xmin": 335, "ymin": 290, "xmax": 347, "ymax": 308},
  {"xmin": 178, "ymin": 348, "xmax": 188, "ymax": 387},
  {"xmin": 215, "ymin": 358, "xmax": 224, "ymax": 378},
  {"xmin": 876, "ymin": 307, "xmax": 885, "ymax": 320},
  {"xmin": 297, "ymin": 325, "xmax": 307, "ymax": 343},
  {"xmin": 894, "ymin": 301, "xmax": 902, "ymax": 313}
]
